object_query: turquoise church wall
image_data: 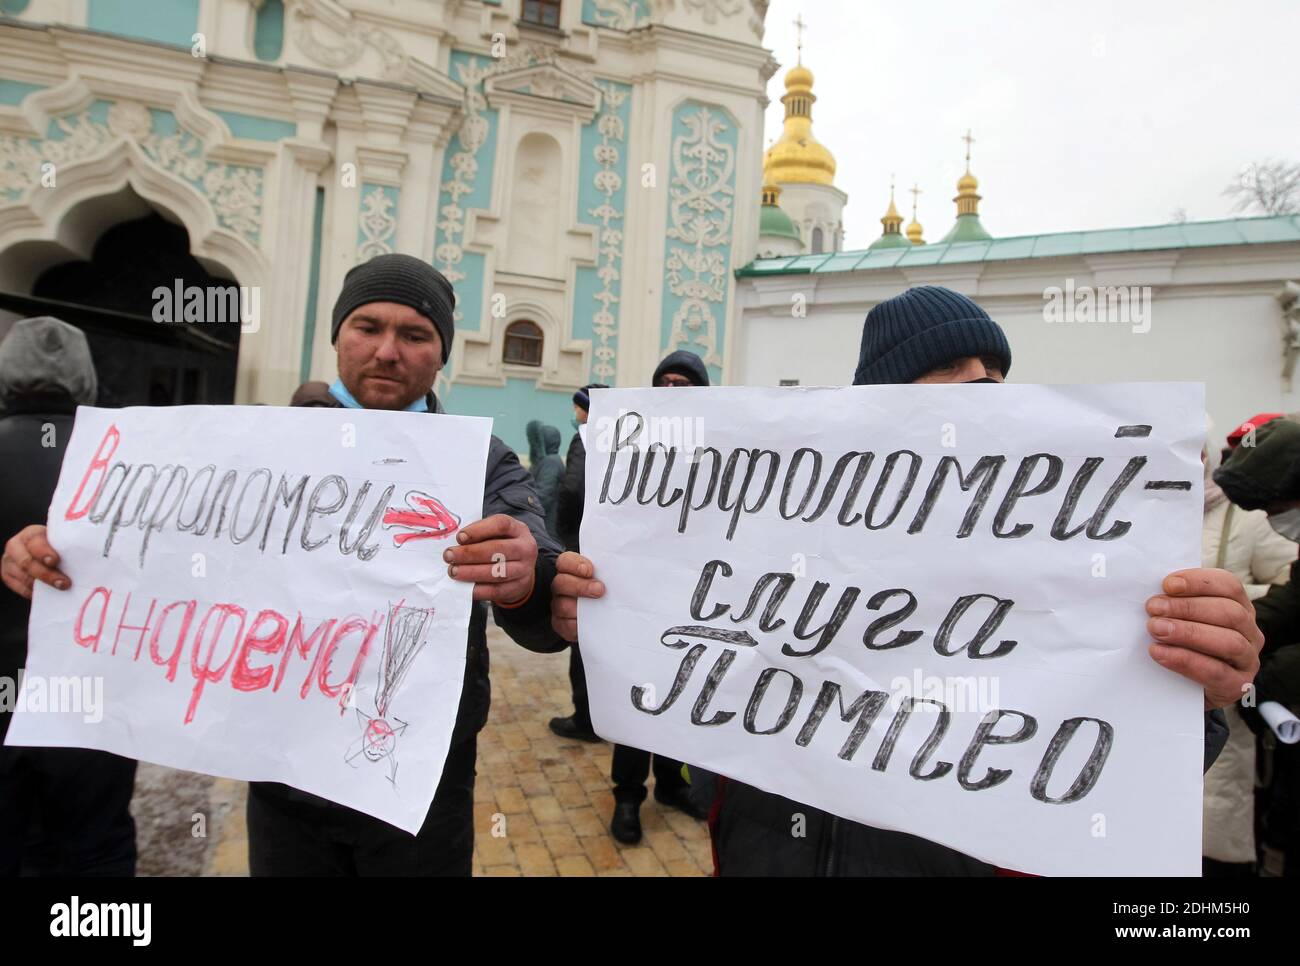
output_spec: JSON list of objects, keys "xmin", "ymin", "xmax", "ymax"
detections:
[
  {"xmin": 448, "ymin": 379, "xmax": 578, "ymax": 463},
  {"xmin": 582, "ymin": 0, "xmax": 650, "ymax": 29},
  {"xmin": 572, "ymin": 79, "xmax": 632, "ymax": 386},
  {"xmin": 87, "ymin": 0, "xmax": 199, "ymax": 47},
  {"xmin": 659, "ymin": 101, "xmax": 739, "ymax": 386},
  {"xmin": 437, "ymin": 53, "xmax": 623, "ymax": 460}
]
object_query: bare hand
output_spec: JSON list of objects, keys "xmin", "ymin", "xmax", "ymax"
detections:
[
  {"xmin": 2, "ymin": 524, "xmax": 70, "ymax": 600},
  {"xmin": 1146, "ymin": 567, "xmax": 1263, "ymax": 710},
  {"xmin": 443, "ymin": 514, "xmax": 538, "ymax": 605},
  {"xmin": 550, "ymin": 551, "xmax": 605, "ymax": 642}
]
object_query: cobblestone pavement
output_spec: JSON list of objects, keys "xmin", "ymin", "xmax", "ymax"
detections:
[{"xmin": 131, "ymin": 622, "xmax": 713, "ymax": 876}]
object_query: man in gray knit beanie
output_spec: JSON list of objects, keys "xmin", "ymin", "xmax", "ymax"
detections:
[
  {"xmin": 307, "ymin": 252, "xmax": 457, "ymax": 412},
  {"xmin": 2, "ymin": 255, "xmax": 566, "ymax": 878}
]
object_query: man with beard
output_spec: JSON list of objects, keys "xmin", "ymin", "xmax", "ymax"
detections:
[{"xmin": 2, "ymin": 254, "xmax": 564, "ymax": 876}]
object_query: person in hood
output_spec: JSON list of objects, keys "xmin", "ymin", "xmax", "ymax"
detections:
[
  {"xmin": 0, "ymin": 317, "xmax": 139, "ymax": 876},
  {"xmin": 1, "ymin": 255, "xmax": 565, "ymax": 877},
  {"xmin": 1200, "ymin": 428, "xmax": 1296, "ymax": 876},
  {"xmin": 652, "ymin": 349, "xmax": 710, "ymax": 389},
  {"xmin": 1215, "ymin": 416, "xmax": 1300, "ymax": 876},
  {"xmin": 550, "ymin": 286, "xmax": 1264, "ymax": 875},
  {"xmin": 604, "ymin": 351, "xmax": 712, "ymax": 844},
  {"xmin": 525, "ymin": 420, "xmax": 565, "ymax": 538},
  {"xmin": 549, "ymin": 383, "xmax": 608, "ymax": 744}
]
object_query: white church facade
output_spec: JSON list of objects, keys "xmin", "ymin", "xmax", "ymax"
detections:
[
  {"xmin": 1, "ymin": 0, "xmax": 1298, "ymax": 453},
  {"xmin": 735, "ymin": 41, "xmax": 1300, "ymax": 440},
  {"xmin": 732, "ymin": 218, "xmax": 1300, "ymax": 437},
  {"xmin": 0, "ymin": 0, "xmax": 775, "ymax": 455}
]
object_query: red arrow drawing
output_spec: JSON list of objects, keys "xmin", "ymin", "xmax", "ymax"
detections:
[{"xmin": 382, "ymin": 491, "xmax": 461, "ymax": 546}]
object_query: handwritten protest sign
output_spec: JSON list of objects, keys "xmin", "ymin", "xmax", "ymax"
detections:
[
  {"xmin": 6, "ymin": 405, "xmax": 490, "ymax": 833},
  {"xmin": 580, "ymin": 383, "xmax": 1205, "ymax": 876}
]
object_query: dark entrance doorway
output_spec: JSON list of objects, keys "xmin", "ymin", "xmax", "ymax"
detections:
[{"xmin": 0, "ymin": 211, "xmax": 242, "ymax": 407}]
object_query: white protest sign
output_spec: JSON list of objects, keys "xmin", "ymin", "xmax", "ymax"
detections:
[
  {"xmin": 6, "ymin": 405, "xmax": 490, "ymax": 834},
  {"xmin": 580, "ymin": 383, "xmax": 1205, "ymax": 876}
]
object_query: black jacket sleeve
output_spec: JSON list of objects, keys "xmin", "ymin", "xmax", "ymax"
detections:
[
  {"xmin": 1252, "ymin": 561, "xmax": 1300, "ymax": 655},
  {"xmin": 556, "ymin": 433, "xmax": 586, "ymax": 553},
  {"xmin": 535, "ymin": 456, "xmax": 564, "ymax": 531},
  {"xmin": 481, "ymin": 435, "xmax": 566, "ymax": 654},
  {"xmin": 1204, "ymin": 708, "xmax": 1228, "ymax": 772}
]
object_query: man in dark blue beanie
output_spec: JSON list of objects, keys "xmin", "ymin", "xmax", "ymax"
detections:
[
  {"xmin": 853, "ymin": 285, "xmax": 1011, "ymax": 386},
  {"xmin": 548, "ymin": 284, "xmax": 1265, "ymax": 876}
]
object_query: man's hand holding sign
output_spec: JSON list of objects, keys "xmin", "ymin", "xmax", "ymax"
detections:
[
  {"xmin": 2, "ymin": 256, "xmax": 564, "ymax": 872},
  {"xmin": 555, "ymin": 384, "xmax": 1259, "ymax": 876}
]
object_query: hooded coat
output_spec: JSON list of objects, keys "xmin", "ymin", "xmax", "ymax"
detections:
[
  {"xmin": 1217, "ymin": 418, "xmax": 1300, "ymax": 708},
  {"xmin": 1201, "ymin": 444, "xmax": 1296, "ymax": 863},
  {"xmin": 0, "ymin": 318, "xmax": 97, "ymax": 718},
  {"xmin": 652, "ymin": 350, "xmax": 710, "ymax": 388},
  {"xmin": 526, "ymin": 421, "xmax": 565, "ymax": 538}
]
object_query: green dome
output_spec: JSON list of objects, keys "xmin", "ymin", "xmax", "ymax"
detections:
[
  {"xmin": 760, "ymin": 202, "xmax": 801, "ymax": 241},
  {"xmin": 868, "ymin": 232, "xmax": 913, "ymax": 251},
  {"xmin": 939, "ymin": 214, "xmax": 993, "ymax": 244}
]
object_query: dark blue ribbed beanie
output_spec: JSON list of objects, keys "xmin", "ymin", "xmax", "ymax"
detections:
[
  {"xmin": 572, "ymin": 382, "xmax": 609, "ymax": 412},
  {"xmin": 852, "ymin": 285, "xmax": 1011, "ymax": 385}
]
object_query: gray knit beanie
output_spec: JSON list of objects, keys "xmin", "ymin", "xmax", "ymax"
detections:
[{"xmin": 331, "ymin": 253, "xmax": 456, "ymax": 363}]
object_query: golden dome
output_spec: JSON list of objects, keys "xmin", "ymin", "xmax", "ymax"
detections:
[
  {"xmin": 784, "ymin": 64, "xmax": 814, "ymax": 93},
  {"xmin": 881, "ymin": 189, "xmax": 903, "ymax": 230},
  {"xmin": 957, "ymin": 170, "xmax": 979, "ymax": 192},
  {"xmin": 762, "ymin": 61, "xmax": 837, "ymax": 187},
  {"xmin": 906, "ymin": 182, "xmax": 924, "ymax": 244}
]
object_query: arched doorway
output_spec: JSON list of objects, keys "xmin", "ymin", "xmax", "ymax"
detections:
[{"xmin": 0, "ymin": 199, "xmax": 243, "ymax": 407}]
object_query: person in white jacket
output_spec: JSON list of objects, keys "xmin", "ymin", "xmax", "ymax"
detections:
[{"xmin": 1202, "ymin": 434, "xmax": 1297, "ymax": 875}]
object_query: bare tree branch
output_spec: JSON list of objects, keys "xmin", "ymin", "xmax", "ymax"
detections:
[{"xmin": 1224, "ymin": 159, "xmax": 1300, "ymax": 216}]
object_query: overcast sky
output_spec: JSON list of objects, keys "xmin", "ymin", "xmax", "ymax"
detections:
[{"xmin": 761, "ymin": 0, "xmax": 1300, "ymax": 250}]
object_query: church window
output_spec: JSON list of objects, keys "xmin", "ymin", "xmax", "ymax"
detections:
[
  {"xmin": 521, "ymin": 0, "xmax": 562, "ymax": 28},
  {"xmin": 504, "ymin": 320, "xmax": 544, "ymax": 367},
  {"xmin": 812, "ymin": 227, "xmax": 824, "ymax": 254},
  {"xmin": 253, "ymin": 0, "xmax": 284, "ymax": 61}
]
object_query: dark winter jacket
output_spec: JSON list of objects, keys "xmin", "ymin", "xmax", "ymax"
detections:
[
  {"xmin": 714, "ymin": 713, "xmax": 1228, "ymax": 876},
  {"xmin": 0, "ymin": 317, "xmax": 98, "ymax": 740},
  {"xmin": 526, "ymin": 421, "xmax": 565, "ymax": 538},
  {"xmin": 557, "ymin": 431, "xmax": 586, "ymax": 553},
  {"xmin": 1216, "ymin": 416, "xmax": 1300, "ymax": 713},
  {"xmin": 255, "ymin": 381, "xmax": 564, "ymax": 810}
]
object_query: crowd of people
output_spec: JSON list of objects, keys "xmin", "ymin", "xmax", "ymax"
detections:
[{"xmin": 0, "ymin": 253, "xmax": 1295, "ymax": 877}]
